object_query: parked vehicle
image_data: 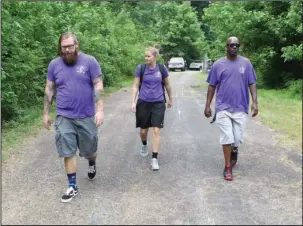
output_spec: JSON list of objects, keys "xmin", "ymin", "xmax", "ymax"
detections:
[
  {"xmin": 189, "ymin": 60, "xmax": 203, "ymax": 71},
  {"xmin": 168, "ymin": 57, "xmax": 186, "ymax": 71}
]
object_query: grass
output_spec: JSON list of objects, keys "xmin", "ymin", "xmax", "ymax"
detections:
[
  {"xmin": 193, "ymin": 72, "xmax": 302, "ymax": 151},
  {"xmin": 1, "ymin": 76, "xmax": 134, "ymax": 162}
]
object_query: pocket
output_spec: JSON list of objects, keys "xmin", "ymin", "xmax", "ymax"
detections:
[{"xmin": 55, "ymin": 116, "xmax": 63, "ymax": 128}]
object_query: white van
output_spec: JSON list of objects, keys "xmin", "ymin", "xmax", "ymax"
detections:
[{"xmin": 168, "ymin": 57, "xmax": 186, "ymax": 71}]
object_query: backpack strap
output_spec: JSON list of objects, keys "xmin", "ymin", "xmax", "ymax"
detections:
[
  {"xmin": 157, "ymin": 63, "xmax": 167, "ymax": 103},
  {"xmin": 139, "ymin": 64, "xmax": 146, "ymax": 92}
]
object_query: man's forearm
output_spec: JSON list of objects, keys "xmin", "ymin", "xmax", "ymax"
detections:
[
  {"xmin": 94, "ymin": 87, "xmax": 104, "ymax": 112},
  {"xmin": 249, "ymin": 83, "xmax": 258, "ymax": 104},
  {"xmin": 205, "ymin": 85, "xmax": 216, "ymax": 107},
  {"xmin": 43, "ymin": 89, "xmax": 53, "ymax": 115}
]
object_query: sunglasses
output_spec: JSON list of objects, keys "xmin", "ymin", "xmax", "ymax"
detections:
[{"xmin": 227, "ymin": 43, "xmax": 240, "ymax": 48}]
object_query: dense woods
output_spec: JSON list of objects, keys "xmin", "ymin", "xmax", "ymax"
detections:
[{"xmin": 1, "ymin": 1, "xmax": 302, "ymax": 122}]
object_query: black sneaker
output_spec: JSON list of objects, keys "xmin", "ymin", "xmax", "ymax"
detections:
[
  {"xmin": 61, "ymin": 186, "xmax": 78, "ymax": 203},
  {"xmin": 231, "ymin": 150, "xmax": 238, "ymax": 166},
  {"xmin": 223, "ymin": 165, "xmax": 233, "ymax": 181},
  {"xmin": 88, "ymin": 164, "xmax": 96, "ymax": 180}
]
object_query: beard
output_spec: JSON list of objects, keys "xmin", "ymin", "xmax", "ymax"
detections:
[{"xmin": 60, "ymin": 50, "xmax": 78, "ymax": 66}]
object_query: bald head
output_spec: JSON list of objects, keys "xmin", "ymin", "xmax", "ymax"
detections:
[
  {"xmin": 226, "ymin": 36, "xmax": 239, "ymax": 45},
  {"xmin": 225, "ymin": 36, "xmax": 240, "ymax": 59}
]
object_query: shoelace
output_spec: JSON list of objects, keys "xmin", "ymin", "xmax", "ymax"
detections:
[
  {"xmin": 88, "ymin": 165, "xmax": 95, "ymax": 173},
  {"xmin": 65, "ymin": 187, "xmax": 75, "ymax": 195}
]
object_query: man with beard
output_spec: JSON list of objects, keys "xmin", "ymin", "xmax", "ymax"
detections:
[
  {"xmin": 204, "ymin": 36, "xmax": 258, "ymax": 181},
  {"xmin": 43, "ymin": 32, "xmax": 104, "ymax": 202}
]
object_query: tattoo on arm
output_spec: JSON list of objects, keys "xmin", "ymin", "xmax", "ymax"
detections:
[
  {"xmin": 43, "ymin": 81, "xmax": 55, "ymax": 114},
  {"xmin": 93, "ymin": 77, "xmax": 104, "ymax": 107}
]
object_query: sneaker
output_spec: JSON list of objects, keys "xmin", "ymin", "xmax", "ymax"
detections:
[
  {"xmin": 140, "ymin": 144, "xmax": 148, "ymax": 157},
  {"xmin": 88, "ymin": 164, "xmax": 96, "ymax": 180},
  {"xmin": 231, "ymin": 150, "xmax": 238, "ymax": 166},
  {"xmin": 61, "ymin": 186, "xmax": 78, "ymax": 203},
  {"xmin": 223, "ymin": 165, "xmax": 233, "ymax": 181},
  {"xmin": 151, "ymin": 158, "xmax": 160, "ymax": 171}
]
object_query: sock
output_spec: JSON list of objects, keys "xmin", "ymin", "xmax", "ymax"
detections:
[
  {"xmin": 152, "ymin": 152, "xmax": 158, "ymax": 159},
  {"xmin": 67, "ymin": 172, "xmax": 77, "ymax": 189},
  {"xmin": 89, "ymin": 160, "xmax": 96, "ymax": 166},
  {"xmin": 142, "ymin": 140, "xmax": 147, "ymax": 145},
  {"xmin": 226, "ymin": 164, "xmax": 231, "ymax": 168}
]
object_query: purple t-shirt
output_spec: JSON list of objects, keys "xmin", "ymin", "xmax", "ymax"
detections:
[
  {"xmin": 47, "ymin": 53, "xmax": 102, "ymax": 118},
  {"xmin": 206, "ymin": 55, "xmax": 257, "ymax": 113},
  {"xmin": 135, "ymin": 64, "xmax": 169, "ymax": 102}
]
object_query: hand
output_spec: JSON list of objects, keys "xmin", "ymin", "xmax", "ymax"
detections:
[
  {"xmin": 95, "ymin": 111, "xmax": 104, "ymax": 127},
  {"xmin": 43, "ymin": 114, "xmax": 52, "ymax": 130},
  {"xmin": 204, "ymin": 106, "xmax": 212, "ymax": 118},
  {"xmin": 131, "ymin": 102, "xmax": 136, "ymax": 113},
  {"xmin": 251, "ymin": 103, "xmax": 258, "ymax": 117},
  {"xmin": 167, "ymin": 99, "xmax": 172, "ymax": 108}
]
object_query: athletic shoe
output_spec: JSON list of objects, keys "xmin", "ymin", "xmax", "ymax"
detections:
[
  {"xmin": 140, "ymin": 144, "xmax": 148, "ymax": 157},
  {"xmin": 88, "ymin": 164, "xmax": 96, "ymax": 180},
  {"xmin": 61, "ymin": 186, "xmax": 78, "ymax": 203},
  {"xmin": 151, "ymin": 158, "xmax": 160, "ymax": 171},
  {"xmin": 223, "ymin": 165, "xmax": 233, "ymax": 181}
]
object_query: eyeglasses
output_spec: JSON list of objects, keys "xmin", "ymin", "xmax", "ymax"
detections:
[
  {"xmin": 61, "ymin": 44, "xmax": 75, "ymax": 51},
  {"xmin": 228, "ymin": 43, "xmax": 240, "ymax": 48}
]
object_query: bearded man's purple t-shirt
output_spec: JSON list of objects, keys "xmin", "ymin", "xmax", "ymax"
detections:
[
  {"xmin": 206, "ymin": 55, "xmax": 257, "ymax": 113},
  {"xmin": 47, "ymin": 53, "xmax": 102, "ymax": 118},
  {"xmin": 135, "ymin": 64, "xmax": 169, "ymax": 102}
]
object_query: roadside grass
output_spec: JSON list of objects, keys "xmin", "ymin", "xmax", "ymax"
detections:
[
  {"xmin": 193, "ymin": 72, "xmax": 302, "ymax": 151},
  {"xmin": 1, "ymin": 76, "xmax": 134, "ymax": 162}
]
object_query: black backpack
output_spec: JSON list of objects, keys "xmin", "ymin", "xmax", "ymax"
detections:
[{"xmin": 139, "ymin": 63, "xmax": 167, "ymax": 103}]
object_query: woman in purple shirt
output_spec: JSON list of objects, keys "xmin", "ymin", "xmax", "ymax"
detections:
[{"xmin": 131, "ymin": 46, "xmax": 173, "ymax": 171}]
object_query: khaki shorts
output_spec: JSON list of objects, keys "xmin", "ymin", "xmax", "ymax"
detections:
[
  {"xmin": 54, "ymin": 116, "xmax": 98, "ymax": 158},
  {"xmin": 216, "ymin": 110, "xmax": 248, "ymax": 147}
]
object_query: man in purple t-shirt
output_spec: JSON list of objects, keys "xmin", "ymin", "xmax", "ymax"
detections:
[
  {"xmin": 43, "ymin": 32, "xmax": 104, "ymax": 202},
  {"xmin": 131, "ymin": 46, "xmax": 173, "ymax": 171},
  {"xmin": 204, "ymin": 36, "xmax": 258, "ymax": 181}
]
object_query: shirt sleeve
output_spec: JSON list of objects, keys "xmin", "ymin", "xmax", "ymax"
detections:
[
  {"xmin": 89, "ymin": 57, "xmax": 102, "ymax": 80},
  {"xmin": 135, "ymin": 65, "xmax": 141, "ymax": 77},
  {"xmin": 47, "ymin": 61, "xmax": 55, "ymax": 82},
  {"xmin": 206, "ymin": 63, "xmax": 218, "ymax": 86},
  {"xmin": 247, "ymin": 60, "xmax": 257, "ymax": 85},
  {"xmin": 162, "ymin": 65, "xmax": 169, "ymax": 78}
]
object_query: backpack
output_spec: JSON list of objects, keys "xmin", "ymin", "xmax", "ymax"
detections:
[{"xmin": 139, "ymin": 63, "xmax": 167, "ymax": 103}]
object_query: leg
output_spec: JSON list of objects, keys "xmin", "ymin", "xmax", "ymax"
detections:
[
  {"xmin": 231, "ymin": 112, "xmax": 248, "ymax": 166},
  {"xmin": 139, "ymin": 128, "xmax": 149, "ymax": 157},
  {"xmin": 150, "ymin": 101, "xmax": 165, "ymax": 171},
  {"xmin": 54, "ymin": 116, "xmax": 79, "ymax": 202},
  {"xmin": 77, "ymin": 117, "xmax": 98, "ymax": 180},
  {"xmin": 136, "ymin": 99, "xmax": 152, "ymax": 157},
  {"xmin": 151, "ymin": 127, "xmax": 161, "ymax": 154},
  {"xmin": 216, "ymin": 111, "xmax": 234, "ymax": 181}
]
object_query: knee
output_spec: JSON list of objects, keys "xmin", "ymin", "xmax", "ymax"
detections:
[
  {"xmin": 152, "ymin": 128, "xmax": 161, "ymax": 138},
  {"xmin": 140, "ymin": 129, "xmax": 148, "ymax": 137}
]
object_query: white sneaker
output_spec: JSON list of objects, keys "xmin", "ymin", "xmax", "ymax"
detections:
[
  {"xmin": 140, "ymin": 143, "xmax": 148, "ymax": 157},
  {"xmin": 151, "ymin": 158, "xmax": 160, "ymax": 171}
]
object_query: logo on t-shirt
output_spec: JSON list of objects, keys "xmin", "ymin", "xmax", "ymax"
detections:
[
  {"xmin": 239, "ymin": 65, "xmax": 245, "ymax": 74},
  {"xmin": 155, "ymin": 71, "xmax": 162, "ymax": 78},
  {"xmin": 76, "ymin": 65, "xmax": 87, "ymax": 75}
]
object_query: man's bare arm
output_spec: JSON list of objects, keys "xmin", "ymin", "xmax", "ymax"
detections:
[
  {"xmin": 93, "ymin": 77, "xmax": 104, "ymax": 112},
  {"xmin": 249, "ymin": 83, "xmax": 258, "ymax": 104},
  {"xmin": 43, "ymin": 80, "xmax": 55, "ymax": 115},
  {"xmin": 205, "ymin": 84, "xmax": 216, "ymax": 107}
]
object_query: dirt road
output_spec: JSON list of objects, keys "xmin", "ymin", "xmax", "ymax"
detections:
[{"xmin": 2, "ymin": 71, "xmax": 302, "ymax": 225}]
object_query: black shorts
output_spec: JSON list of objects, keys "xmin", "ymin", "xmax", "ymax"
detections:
[{"xmin": 136, "ymin": 99, "xmax": 166, "ymax": 129}]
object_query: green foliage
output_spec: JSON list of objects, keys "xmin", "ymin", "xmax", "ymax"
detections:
[{"xmin": 201, "ymin": 1, "xmax": 302, "ymax": 90}]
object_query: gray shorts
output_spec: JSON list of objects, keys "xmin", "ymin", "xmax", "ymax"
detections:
[
  {"xmin": 216, "ymin": 110, "xmax": 248, "ymax": 147},
  {"xmin": 54, "ymin": 116, "xmax": 98, "ymax": 158}
]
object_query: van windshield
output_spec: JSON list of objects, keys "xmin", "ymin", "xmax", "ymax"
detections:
[{"xmin": 170, "ymin": 58, "xmax": 184, "ymax": 63}]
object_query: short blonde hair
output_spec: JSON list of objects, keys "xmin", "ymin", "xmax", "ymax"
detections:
[{"xmin": 146, "ymin": 45, "xmax": 160, "ymax": 57}]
